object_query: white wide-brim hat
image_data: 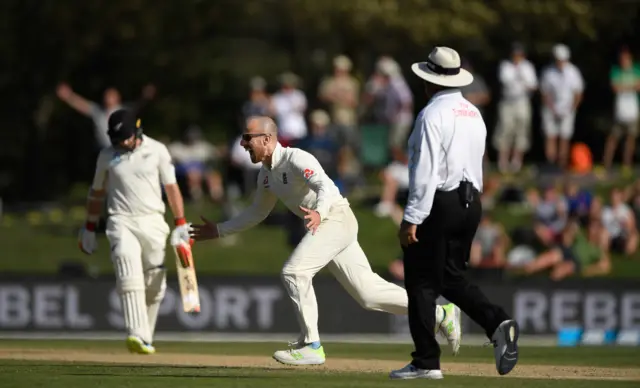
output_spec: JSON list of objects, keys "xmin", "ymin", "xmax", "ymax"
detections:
[{"xmin": 411, "ymin": 47, "xmax": 474, "ymax": 88}]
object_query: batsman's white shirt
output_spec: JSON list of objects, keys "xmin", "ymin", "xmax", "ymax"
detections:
[
  {"xmin": 217, "ymin": 143, "xmax": 408, "ymax": 344},
  {"xmin": 92, "ymin": 135, "xmax": 177, "ymax": 217},
  {"xmin": 217, "ymin": 143, "xmax": 348, "ymax": 236}
]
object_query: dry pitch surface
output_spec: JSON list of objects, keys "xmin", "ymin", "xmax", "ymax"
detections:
[{"xmin": 1, "ymin": 347, "xmax": 639, "ymax": 382}]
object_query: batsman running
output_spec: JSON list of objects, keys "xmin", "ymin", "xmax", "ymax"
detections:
[
  {"xmin": 78, "ymin": 108, "xmax": 192, "ymax": 354},
  {"xmin": 190, "ymin": 116, "xmax": 463, "ymax": 366}
]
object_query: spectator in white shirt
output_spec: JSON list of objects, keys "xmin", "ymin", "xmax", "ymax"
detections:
[
  {"xmin": 270, "ymin": 72, "xmax": 308, "ymax": 147},
  {"xmin": 540, "ymin": 44, "xmax": 585, "ymax": 169},
  {"xmin": 601, "ymin": 188, "xmax": 638, "ymax": 255},
  {"xmin": 493, "ymin": 43, "xmax": 538, "ymax": 174},
  {"xmin": 373, "ymin": 148, "xmax": 409, "ymax": 220}
]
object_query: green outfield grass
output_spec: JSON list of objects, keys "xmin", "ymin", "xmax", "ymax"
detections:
[
  {"xmin": 0, "ymin": 340, "xmax": 639, "ymax": 388},
  {"xmin": 1, "ymin": 175, "xmax": 640, "ymax": 277}
]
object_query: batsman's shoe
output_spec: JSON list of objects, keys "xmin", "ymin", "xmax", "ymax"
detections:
[
  {"xmin": 389, "ymin": 364, "xmax": 443, "ymax": 380},
  {"xmin": 438, "ymin": 303, "xmax": 462, "ymax": 356},
  {"xmin": 126, "ymin": 335, "xmax": 156, "ymax": 355},
  {"xmin": 273, "ymin": 344, "xmax": 325, "ymax": 365},
  {"xmin": 491, "ymin": 319, "xmax": 519, "ymax": 375}
]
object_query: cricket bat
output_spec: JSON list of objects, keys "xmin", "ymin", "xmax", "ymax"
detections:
[{"xmin": 173, "ymin": 240, "xmax": 201, "ymax": 313}]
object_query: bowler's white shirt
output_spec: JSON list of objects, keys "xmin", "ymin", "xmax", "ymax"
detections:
[
  {"xmin": 91, "ymin": 135, "xmax": 177, "ymax": 217},
  {"xmin": 499, "ymin": 59, "xmax": 538, "ymax": 101},
  {"xmin": 540, "ymin": 63, "xmax": 584, "ymax": 116},
  {"xmin": 403, "ymin": 90, "xmax": 485, "ymax": 225},
  {"xmin": 217, "ymin": 143, "xmax": 348, "ymax": 237}
]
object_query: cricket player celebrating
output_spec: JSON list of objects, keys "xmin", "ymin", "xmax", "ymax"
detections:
[
  {"xmin": 190, "ymin": 116, "xmax": 462, "ymax": 366},
  {"xmin": 78, "ymin": 108, "xmax": 191, "ymax": 354}
]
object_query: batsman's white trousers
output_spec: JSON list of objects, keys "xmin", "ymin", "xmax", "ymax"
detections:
[
  {"xmin": 281, "ymin": 204, "xmax": 408, "ymax": 344},
  {"xmin": 106, "ymin": 214, "xmax": 170, "ymax": 342}
]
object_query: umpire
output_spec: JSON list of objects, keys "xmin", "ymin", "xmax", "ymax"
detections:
[{"xmin": 390, "ymin": 47, "xmax": 519, "ymax": 380}]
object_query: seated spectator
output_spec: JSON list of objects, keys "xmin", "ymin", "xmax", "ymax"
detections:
[
  {"xmin": 373, "ymin": 148, "xmax": 408, "ymax": 218},
  {"xmin": 626, "ymin": 179, "xmax": 640, "ymax": 229},
  {"xmin": 601, "ymin": 188, "xmax": 639, "ymax": 255},
  {"xmin": 523, "ymin": 218, "xmax": 611, "ymax": 281},
  {"xmin": 530, "ymin": 184, "xmax": 568, "ymax": 246},
  {"xmin": 470, "ymin": 212, "xmax": 509, "ymax": 269},
  {"xmin": 168, "ymin": 125, "xmax": 224, "ymax": 203},
  {"xmin": 563, "ymin": 180, "xmax": 592, "ymax": 226}
]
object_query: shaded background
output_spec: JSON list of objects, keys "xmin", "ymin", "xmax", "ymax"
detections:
[{"xmin": 1, "ymin": 0, "xmax": 639, "ymax": 203}]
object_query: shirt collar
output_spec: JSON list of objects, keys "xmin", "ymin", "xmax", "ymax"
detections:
[
  {"xmin": 428, "ymin": 89, "xmax": 462, "ymax": 104},
  {"xmin": 267, "ymin": 142, "xmax": 285, "ymax": 170}
]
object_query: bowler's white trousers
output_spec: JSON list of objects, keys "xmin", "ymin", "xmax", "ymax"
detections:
[
  {"xmin": 106, "ymin": 213, "xmax": 170, "ymax": 343},
  {"xmin": 282, "ymin": 204, "xmax": 408, "ymax": 344}
]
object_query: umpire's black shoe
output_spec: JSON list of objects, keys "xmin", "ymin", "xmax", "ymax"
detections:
[{"xmin": 491, "ymin": 320, "xmax": 519, "ymax": 375}]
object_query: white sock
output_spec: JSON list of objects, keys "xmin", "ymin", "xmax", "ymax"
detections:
[{"xmin": 122, "ymin": 290, "xmax": 151, "ymax": 343}]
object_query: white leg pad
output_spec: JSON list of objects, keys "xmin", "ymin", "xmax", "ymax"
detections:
[{"xmin": 144, "ymin": 266, "xmax": 166, "ymax": 340}]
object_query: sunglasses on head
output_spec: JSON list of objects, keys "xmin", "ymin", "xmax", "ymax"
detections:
[{"xmin": 241, "ymin": 133, "xmax": 269, "ymax": 142}]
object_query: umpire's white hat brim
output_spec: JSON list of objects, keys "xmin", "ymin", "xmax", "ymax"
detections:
[{"xmin": 411, "ymin": 62, "xmax": 474, "ymax": 87}]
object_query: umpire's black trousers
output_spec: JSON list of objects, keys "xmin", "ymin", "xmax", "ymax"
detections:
[{"xmin": 402, "ymin": 188, "xmax": 511, "ymax": 370}]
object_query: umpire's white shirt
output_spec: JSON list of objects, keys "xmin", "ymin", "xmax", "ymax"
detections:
[
  {"xmin": 403, "ymin": 89, "xmax": 485, "ymax": 225},
  {"xmin": 218, "ymin": 143, "xmax": 348, "ymax": 237},
  {"xmin": 92, "ymin": 135, "xmax": 177, "ymax": 217}
]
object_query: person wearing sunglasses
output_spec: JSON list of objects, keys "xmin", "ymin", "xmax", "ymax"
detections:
[{"xmin": 189, "ymin": 115, "xmax": 463, "ymax": 366}]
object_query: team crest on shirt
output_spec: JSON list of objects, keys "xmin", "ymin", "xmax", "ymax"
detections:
[
  {"xmin": 263, "ymin": 175, "xmax": 270, "ymax": 188},
  {"xmin": 303, "ymin": 169, "xmax": 314, "ymax": 180}
]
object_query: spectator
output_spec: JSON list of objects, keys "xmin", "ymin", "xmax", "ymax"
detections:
[
  {"xmin": 297, "ymin": 110, "xmax": 342, "ymax": 190},
  {"xmin": 493, "ymin": 43, "xmax": 538, "ymax": 174},
  {"xmin": 373, "ymin": 148, "xmax": 409, "ymax": 219},
  {"xmin": 540, "ymin": 44, "xmax": 585, "ymax": 169},
  {"xmin": 624, "ymin": 179, "xmax": 640, "ymax": 227},
  {"xmin": 270, "ymin": 72, "xmax": 307, "ymax": 147},
  {"xmin": 601, "ymin": 188, "xmax": 639, "ymax": 255},
  {"xmin": 363, "ymin": 57, "xmax": 414, "ymax": 153},
  {"xmin": 470, "ymin": 212, "xmax": 509, "ymax": 269},
  {"xmin": 563, "ymin": 180, "xmax": 593, "ymax": 226},
  {"xmin": 318, "ymin": 55, "xmax": 360, "ymax": 148},
  {"xmin": 56, "ymin": 83, "xmax": 155, "ymax": 149},
  {"xmin": 602, "ymin": 47, "xmax": 640, "ymax": 177},
  {"xmin": 460, "ymin": 59, "xmax": 491, "ymax": 117},
  {"xmin": 523, "ymin": 219, "xmax": 611, "ymax": 281},
  {"xmin": 531, "ymin": 184, "xmax": 568, "ymax": 246},
  {"xmin": 168, "ymin": 125, "xmax": 224, "ymax": 203},
  {"xmin": 241, "ymin": 77, "xmax": 271, "ymax": 123}
]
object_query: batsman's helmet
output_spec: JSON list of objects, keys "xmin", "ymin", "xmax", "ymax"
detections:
[{"xmin": 107, "ymin": 108, "xmax": 143, "ymax": 147}]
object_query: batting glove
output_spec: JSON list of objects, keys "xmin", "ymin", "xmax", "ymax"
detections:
[
  {"xmin": 170, "ymin": 217, "xmax": 192, "ymax": 247},
  {"xmin": 78, "ymin": 222, "xmax": 97, "ymax": 255}
]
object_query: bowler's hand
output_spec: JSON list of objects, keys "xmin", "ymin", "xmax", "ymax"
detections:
[
  {"xmin": 189, "ymin": 216, "xmax": 220, "ymax": 242},
  {"xmin": 78, "ymin": 227, "xmax": 97, "ymax": 255},
  {"xmin": 398, "ymin": 220, "xmax": 418, "ymax": 247},
  {"xmin": 300, "ymin": 206, "xmax": 321, "ymax": 235}
]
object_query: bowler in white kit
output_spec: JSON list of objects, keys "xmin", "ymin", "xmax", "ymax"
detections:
[
  {"xmin": 190, "ymin": 116, "xmax": 463, "ymax": 366},
  {"xmin": 79, "ymin": 108, "xmax": 191, "ymax": 354}
]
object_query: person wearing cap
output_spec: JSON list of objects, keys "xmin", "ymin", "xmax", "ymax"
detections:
[
  {"xmin": 318, "ymin": 55, "xmax": 360, "ymax": 147},
  {"xmin": 78, "ymin": 108, "xmax": 191, "ymax": 355},
  {"xmin": 391, "ymin": 46, "xmax": 519, "ymax": 380},
  {"xmin": 601, "ymin": 47, "xmax": 640, "ymax": 176},
  {"xmin": 493, "ymin": 43, "xmax": 538, "ymax": 174},
  {"xmin": 270, "ymin": 72, "xmax": 308, "ymax": 147},
  {"xmin": 540, "ymin": 44, "xmax": 585, "ymax": 169}
]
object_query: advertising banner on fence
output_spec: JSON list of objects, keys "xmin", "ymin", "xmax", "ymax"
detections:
[{"xmin": 0, "ymin": 276, "xmax": 639, "ymax": 335}]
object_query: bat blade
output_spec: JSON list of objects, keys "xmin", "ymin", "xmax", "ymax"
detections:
[{"xmin": 173, "ymin": 242, "xmax": 201, "ymax": 313}]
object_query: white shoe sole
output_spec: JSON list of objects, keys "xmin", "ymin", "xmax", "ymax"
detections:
[
  {"xmin": 451, "ymin": 305, "xmax": 462, "ymax": 356},
  {"xmin": 272, "ymin": 355, "xmax": 325, "ymax": 366},
  {"xmin": 126, "ymin": 336, "xmax": 155, "ymax": 355},
  {"xmin": 389, "ymin": 371, "xmax": 444, "ymax": 380}
]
